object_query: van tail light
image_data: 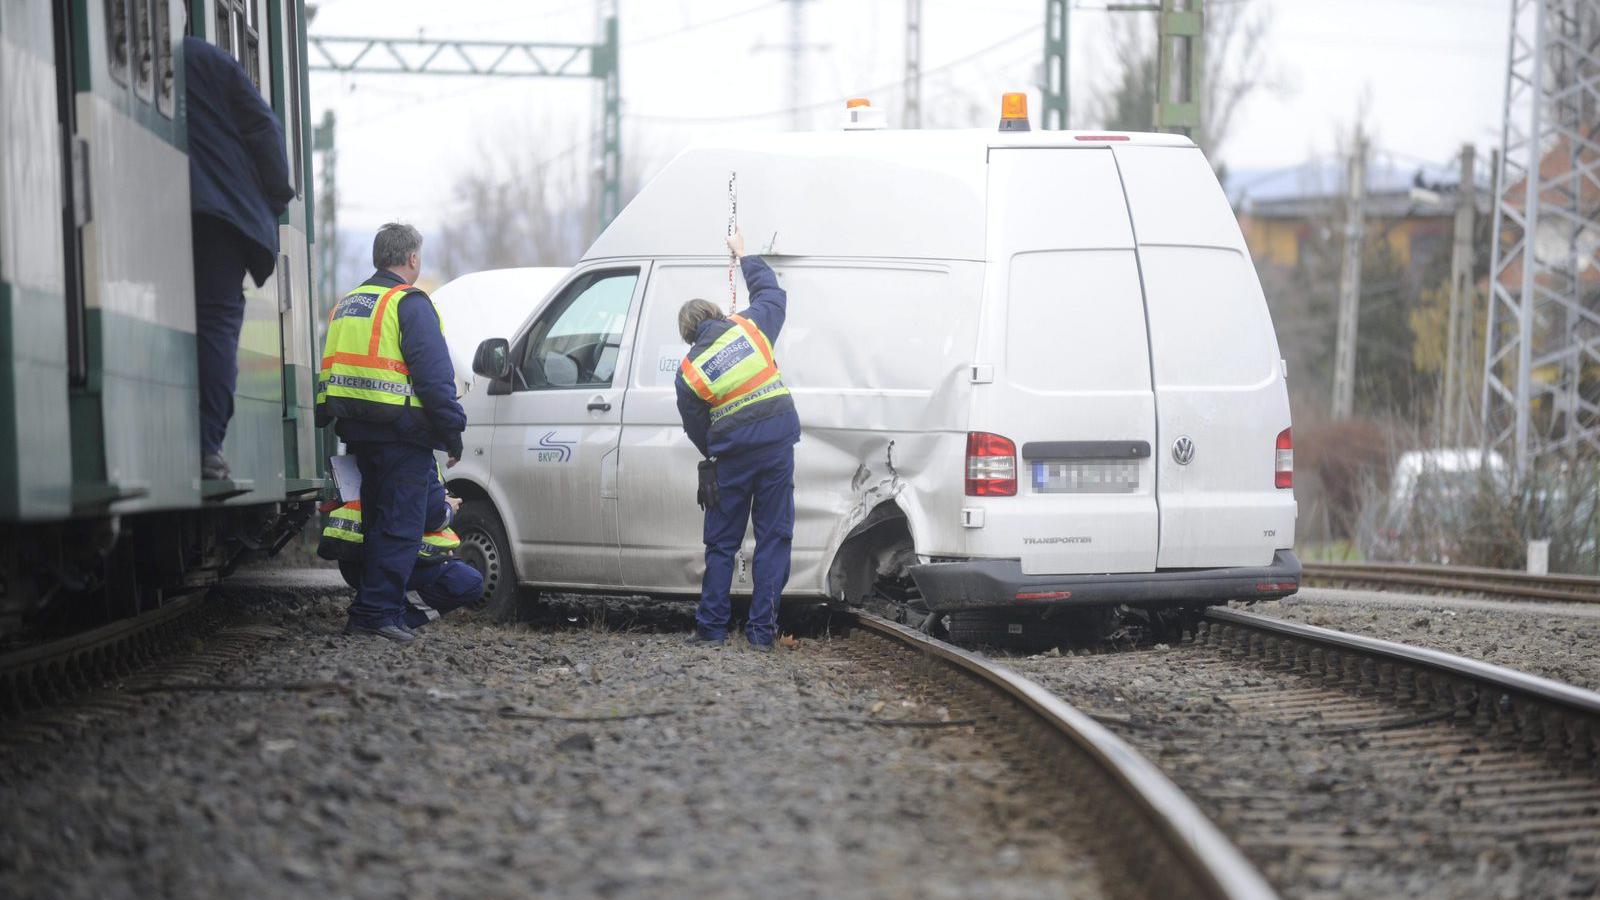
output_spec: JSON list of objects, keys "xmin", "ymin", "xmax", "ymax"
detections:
[
  {"xmin": 1275, "ymin": 428, "xmax": 1293, "ymax": 489},
  {"xmin": 966, "ymin": 432, "xmax": 1017, "ymax": 496}
]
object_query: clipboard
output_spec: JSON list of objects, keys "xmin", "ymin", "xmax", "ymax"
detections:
[{"xmin": 329, "ymin": 455, "xmax": 362, "ymax": 502}]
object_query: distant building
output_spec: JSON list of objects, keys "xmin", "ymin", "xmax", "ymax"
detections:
[{"xmin": 1225, "ymin": 156, "xmax": 1489, "ymax": 278}]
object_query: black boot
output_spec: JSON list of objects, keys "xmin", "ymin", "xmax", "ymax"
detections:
[{"xmin": 201, "ymin": 452, "xmax": 230, "ymax": 480}]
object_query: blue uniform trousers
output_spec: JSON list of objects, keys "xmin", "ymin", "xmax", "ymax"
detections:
[
  {"xmin": 698, "ymin": 441, "xmax": 795, "ymax": 646},
  {"xmin": 339, "ymin": 558, "xmax": 484, "ymax": 629},
  {"xmin": 347, "ymin": 441, "xmax": 435, "ymax": 629},
  {"xmin": 192, "ymin": 215, "xmax": 248, "ymax": 456}
]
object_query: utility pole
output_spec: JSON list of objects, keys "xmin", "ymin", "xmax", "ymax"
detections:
[
  {"xmin": 308, "ymin": 24, "xmax": 622, "ymax": 230},
  {"xmin": 786, "ymin": 0, "xmax": 806, "ymax": 130},
  {"xmin": 1331, "ymin": 132, "xmax": 1368, "ymax": 420},
  {"xmin": 1440, "ymin": 143, "xmax": 1476, "ymax": 447},
  {"xmin": 904, "ymin": 0, "xmax": 922, "ymax": 129},
  {"xmin": 756, "ymin": 0, "xmax": 825, "ymax": 130},
  {"xmin": 1041, "ymin": 0, "xmax": 1068, "ymax": 129}
]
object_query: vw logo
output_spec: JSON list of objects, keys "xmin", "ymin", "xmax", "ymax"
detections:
[{"xmin": 1172, "ymin": 436, "xmax": 1196, "ymax": 466}]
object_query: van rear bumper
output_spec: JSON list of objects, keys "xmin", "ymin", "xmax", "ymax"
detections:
[{"xmin": 909, "ymin": 550, "xmax": 1301, "ymax": 612}]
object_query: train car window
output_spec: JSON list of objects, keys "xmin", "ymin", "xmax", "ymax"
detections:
[
  {"xmin": 155, "ymin": 0, "xmax": 175, "ymax": 116},
  {"xmin": 105, "ymin": 0, "xmax": 130, "ymax": 84},
  {"xmin": 211, "ymin": 0, "xmax": 262, "ymax": 90},
  {"xmin": 243, "ymin": 24, "xmax": 260, "ymax": 92},
  {"xmin": 213, "ymin": 0, "xmax": 232, "ymax": 54},
  {"xmin": 134, "ymin": 0, "xmax": 154, "ymax": 102},
  {"xmin": 285, "ymin": 0, "xmax": 303, "ymax": 194},
  {"xmin": 241, "ymin": 0, "xmax": 261, "ymax": 93}
]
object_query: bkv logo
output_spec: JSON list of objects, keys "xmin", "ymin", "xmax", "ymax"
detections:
[{"xmin": 535, "ymin": 431, "xmax": 576, "ymax": 463}]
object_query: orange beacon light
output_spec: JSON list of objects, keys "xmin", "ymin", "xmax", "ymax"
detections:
[{"xmin": 999, "ymin": 92, "xmax": 1030, "ymax": 132}]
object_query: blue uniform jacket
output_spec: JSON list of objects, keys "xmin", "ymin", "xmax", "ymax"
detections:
[
  {"xmin": 675, "ymin": 256, "xmax": 801, "ymax": 459},
  {"xmin": 334, "ymin": 269, "xmax": 468, "ymax": 458},
  {"xmin": 425, "ymin": 470, "xmax": 453, "ymax": 535},
  {"xmin": 183, "ymin": 36, "xmax": 294, "ymax": 286}
]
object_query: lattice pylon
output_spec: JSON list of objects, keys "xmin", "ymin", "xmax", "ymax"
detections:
[{"xmin": 1485, "ymin": 0, "xmax": 1600, "ymax": 473}]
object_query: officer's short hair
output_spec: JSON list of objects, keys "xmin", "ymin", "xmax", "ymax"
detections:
[
  {"xmin": 373, "ymin": 223, "xmax": 423, "ymax": 270},
  {"xmin": 678, "ymin": 299, "xmax": 723, "ymax": 344}
]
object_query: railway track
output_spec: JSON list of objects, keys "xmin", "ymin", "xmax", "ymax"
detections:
[
  {"xmin": 1009, "ymin": 607, "xmax": 1600, "ymax": 896},
  {"xmin": 0, "ymin": 593, "xmax": 223, "ymax": 720},
  {"xmin": 849, "ymin": 612, "xmax": 1276, "ymax": 900},
  {"xmin": 12, "ymin": 581, "xmax": 1600, "ymax": 896},
  {"xmin": 1303, "ymin": 561, "xmax": 1600, "ymax": 604}
]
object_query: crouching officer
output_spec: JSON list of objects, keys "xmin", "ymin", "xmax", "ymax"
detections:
[
  {"xmin": 319, "ymin": 465, "xmax": 483, "ymax": 630},
  {"xmin": 317, "ymin": 223, "xmax": 467, "ymax": 643},
  {"xmin": 675, "ymin": 231, "xmax": 799, "ymax": 651}
]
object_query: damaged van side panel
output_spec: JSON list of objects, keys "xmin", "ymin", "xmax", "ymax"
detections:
[{"xmin": 617, "ymin": 259, "xmax": 983, "ymax": 597}]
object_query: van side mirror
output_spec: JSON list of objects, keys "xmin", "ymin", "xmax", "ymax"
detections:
[{"xmin": 473, "ymin": 338, "xmax": 511, "ymax": 381}]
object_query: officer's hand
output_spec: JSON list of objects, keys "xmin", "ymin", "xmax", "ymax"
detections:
[
  {"xmin": 447, "ymin": 455, "xmax": 460, "ymax": 468},
  {"xmin": 725, "ymin": 230, "xmax": 744, "ymax": 259},
  {"xmin": 446, "ymin": 495, "xmax": 463, "ymax": 514}
]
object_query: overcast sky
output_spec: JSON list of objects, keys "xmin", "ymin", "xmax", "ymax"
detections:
[{"xmin": 307, "ymin": 0, "xmax": 1512, "ymax": 240}]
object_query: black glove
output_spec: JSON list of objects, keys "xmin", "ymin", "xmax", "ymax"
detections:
[{"xmin": 696, "ymin": 459, "xmax": 719, "ymax": 511}]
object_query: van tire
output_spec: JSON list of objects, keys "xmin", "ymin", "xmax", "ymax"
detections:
[{"xmin": 453, "ymin": 501, "xmax": 520, "ymax": 621}]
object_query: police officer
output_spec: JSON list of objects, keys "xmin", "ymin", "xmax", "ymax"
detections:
[
  {"xmin": 317, "ymin": 224, "xmax": 466, "ymax": 643},
  {"xmin": 318, "ymin": 464, "xmax": 484, "ymax": 631},
  {"xmin": 184, "ymin": 34, "xmax": 294, "ymax": 480},
  {"xmin": 675, "ymin": 231, "xmax": 799, "ymax": 651}
]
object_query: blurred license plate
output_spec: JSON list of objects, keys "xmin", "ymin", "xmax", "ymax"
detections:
[{"xmin": 1031, "ymin": 459, "xmax": 1139, "ymax": 494}]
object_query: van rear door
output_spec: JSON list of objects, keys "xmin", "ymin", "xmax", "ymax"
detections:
[
  {"xmin": 979, "ymin": 148, "xmax": 1158, "ymax": 575},
  {"xmin": 1112, "ymin": 145, "xmax": 1295, "ymax": 568}
]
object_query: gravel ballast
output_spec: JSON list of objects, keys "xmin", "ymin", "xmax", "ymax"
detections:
[
  {"xmin": 0, "ymin": 571, "xmax": 1109, "ymax": 899},
  {"xmin": 1247, "ymin": 588, "xmax": 1600, "ymax": 692}
]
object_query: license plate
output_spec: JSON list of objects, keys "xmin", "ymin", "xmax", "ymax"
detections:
[{"xmin": 1031, "ymin": 459, "xmax": 1139, "ymax": 494}]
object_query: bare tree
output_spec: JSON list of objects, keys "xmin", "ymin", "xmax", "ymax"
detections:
[
  {"xmin": 436, "ymin": 123, "xmax": 647, "ymax": 279},
  {"xmin": 1196, "ymin": 1, "xmax": 1274, "ymax": 160}
]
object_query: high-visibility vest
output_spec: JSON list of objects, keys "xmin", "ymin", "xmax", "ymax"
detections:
[
  {"xmin": 679, "ymin": 314, "xmax": 795, "ymax": 441},
  {"xmin": 317, "ymin": 501, "xmax": 462, "ymax": 563},
  {"xmin": 316, "ymin": 279, "xmax": 432, "ymax": 423}
]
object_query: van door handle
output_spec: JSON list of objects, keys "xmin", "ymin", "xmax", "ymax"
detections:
[{"xmin": 587, "ymin": 400, "xmax": 613, "ymax": 413}]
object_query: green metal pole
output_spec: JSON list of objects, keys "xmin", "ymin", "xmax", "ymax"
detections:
[
  {"xmin": 596, "ymin": 15, "xmax": 621, "ymax": 229},
  {"xmin": 1153, "ymin": 0, "xmax": 1203, "ymax": 138},
  {"xmin": 313, "ymin": 110, "xmax": 337, "ymax": 321},
  {"xmin": 1042, "ymin": 0, "xmax": 1069, "ymax": 129}
]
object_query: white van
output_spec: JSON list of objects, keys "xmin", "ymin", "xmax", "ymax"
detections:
[{"xmin": 445, "ymin": 124, "xmax": 1300, "ymax": 623}]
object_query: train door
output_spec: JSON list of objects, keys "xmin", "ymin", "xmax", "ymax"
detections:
[{"xmin": 52, "ymin": 0, "xmax": 88, "ymax": 385}]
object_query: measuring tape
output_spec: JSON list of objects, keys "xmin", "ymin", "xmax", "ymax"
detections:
[{"xmin": 727, "ymin": 171, "xmax": 738, "ymax": 312}]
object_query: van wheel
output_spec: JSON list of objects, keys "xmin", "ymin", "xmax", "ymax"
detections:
[{"xmin": 453, "ymin": 501, "xmax": 519, "ymax": 621}]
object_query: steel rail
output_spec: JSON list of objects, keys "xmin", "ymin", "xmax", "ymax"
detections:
[
  {"xmin": 852, "ymin": 612, "xmax": 1278, "ymax": 900},
  {"xmin": 0, "ymin": 593, "xmax": 209, "ymax": 717},
  {"xmin": 1302, "ymin": 561, "xmax": 1600, "ymax": 604},
  {"xmin": 1204, "ymin": 607, "xmax": 1600, "ymax": 763}
]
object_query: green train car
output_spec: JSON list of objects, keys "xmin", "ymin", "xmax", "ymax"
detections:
[{"xmin": 0, "ymin": 0, "xmax": 319, "ymax": 638}]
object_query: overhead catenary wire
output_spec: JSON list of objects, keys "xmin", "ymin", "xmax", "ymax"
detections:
[
  {"xmin": 631, "ymin": 22, "xmax": 1042, "ymax": 125},
  {"xmin": 627, "ymin": 1, "xmax": 786, "ymax": 47}
]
